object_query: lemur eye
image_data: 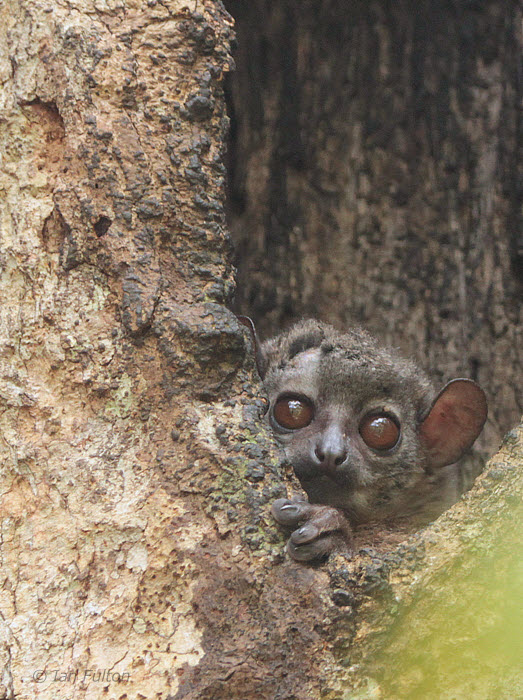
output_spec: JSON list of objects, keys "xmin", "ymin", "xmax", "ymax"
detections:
[
  {"xmin": 273, "ymin": 395, "xmax": 314, "ymax": 430},
  {"xmin": 359, "ymin": 414, "xmax": 400, "ymax": 451}
]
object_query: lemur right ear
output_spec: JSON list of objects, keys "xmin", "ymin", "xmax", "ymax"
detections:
[
  {"xmin": 420, "ymin": 379, "xmax": 488, "ymax": 468},
  {"xmin": 237, "ymin": 316, "xmax": 268, "ymax": 378}
]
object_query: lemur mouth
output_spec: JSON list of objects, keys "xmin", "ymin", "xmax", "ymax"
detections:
[{"xmin": 300, "ymin": 470, "xmax": 357, "ymax": 492}]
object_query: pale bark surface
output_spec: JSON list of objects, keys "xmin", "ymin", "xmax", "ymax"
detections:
[
  {"xmin": 0, "ymin": 2, "xmax": 322, "ymax": 698},
  {"xmin": 0, "ymin": 2, "xmax": 521, "ymax": 700}
]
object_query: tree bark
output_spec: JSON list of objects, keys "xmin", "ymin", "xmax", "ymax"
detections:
[
  {"xmin": 0, "ymin": 2, "xmax": 521, "ymax": 700},
  {"xmin": 0, "ymin": 2, "xmax": 298, "ymax": 698}
]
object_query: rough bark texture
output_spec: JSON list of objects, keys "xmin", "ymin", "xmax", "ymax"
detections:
[
  {"xmin": 225, "ymin": 0, "xmax": 523, "ymax": 457},
  {"xmin": 0, "ymin": 2, "xmax": 338, "ymax": 698},
  {"xmin": 1, "ymin": 2, "xmax": 522, "ymax": 700}
]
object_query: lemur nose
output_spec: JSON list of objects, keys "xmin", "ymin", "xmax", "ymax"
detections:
[
  {"xmin": 314, "ymin": 445, "xmax": 347, "ymax": 467},
  {"xmin": 314, "ymin": 425, "xmax": 347, "ymax": 472}
]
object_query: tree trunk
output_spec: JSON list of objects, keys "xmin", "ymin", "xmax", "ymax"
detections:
[
  {"xmin": 0, "ymin": 2, "xmax": 521, "ymax": 700},
  {"xmin": 0, "ymin": 2, "xmax": 298, "ymax": 698},
  {"xmin": 225, "ymin": 0, "xmax": 523, "ymax": 457}
]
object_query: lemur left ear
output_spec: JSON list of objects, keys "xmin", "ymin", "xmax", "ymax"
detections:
[
  {"xmin": 420, "ymin": 379, "xmax": 488, "ymax": 468},
  {"xmin": 237, "ymin": 316, "xmax": 268, "ymax": 378}
]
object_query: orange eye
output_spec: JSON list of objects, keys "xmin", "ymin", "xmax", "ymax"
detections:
[
  {"xmin": 360, "ymin": 414, "xmax": 400, "ymax": 451},
  {"xmin": 273, "ymin": 395, "xmax": 314, "ymax": 430}
]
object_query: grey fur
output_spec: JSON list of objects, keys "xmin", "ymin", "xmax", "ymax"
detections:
[{"xmin": 261, "ymin": 320, "xmax": 487, "ymax": 560}]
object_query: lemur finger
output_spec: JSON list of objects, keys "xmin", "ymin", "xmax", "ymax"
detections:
[
  {"xmin": 286, "ymin": 535, "xmax": 337, "ymax": 562},
  {"xmin": 289, "ymin": 522, "xmax": 319, "ymax": 545},
  {"xmin": 289, "ymin": 507, "xmax": 349, "ymax": 546},
  {"xmin": 271, "ymin": 499, "xmax": 312, "ymax": 527}
]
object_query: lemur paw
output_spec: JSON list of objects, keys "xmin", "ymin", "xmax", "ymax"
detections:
[{"xmin": 271, "ymin": 498, "xmax": 352, "ymax": 562}]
